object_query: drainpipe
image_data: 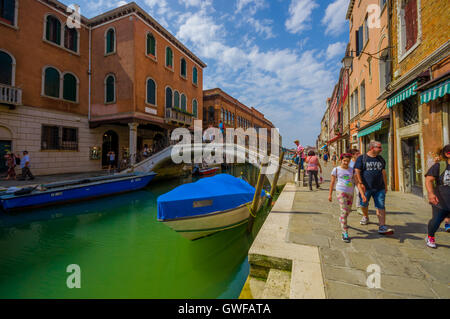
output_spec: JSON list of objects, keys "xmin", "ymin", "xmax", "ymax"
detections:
[
  {"xmin": 88, "ymin": 27, "xmax": 92, "ymax": 121},
  {"xmin": 387, "ymin": 0, "xmax": 395, "ymax": 190}
]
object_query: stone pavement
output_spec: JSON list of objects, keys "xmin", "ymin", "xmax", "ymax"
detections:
[{"xmin": 288, "ymin": 163, "xmax": 450, "ymax": 298}]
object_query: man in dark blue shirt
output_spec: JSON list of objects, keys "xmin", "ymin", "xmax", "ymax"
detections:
[{"xmin": 354, "ymin": 140, "xmax": 393, "ymax": 235}]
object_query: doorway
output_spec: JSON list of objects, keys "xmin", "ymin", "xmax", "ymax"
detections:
[
  {"xmin": 0, "ymin": 140, "xmax": 12, "ymax": 174},
  {"xmin": 102, "ymin": 130, "xmax": 119, "ymax": 167},
  {"xmin": 401, "ymin": 136, "xmax": 422, "ymax": 196}
]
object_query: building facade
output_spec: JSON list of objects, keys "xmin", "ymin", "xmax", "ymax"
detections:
[{"xmin": 0, "ymin": 0, "xmax": 206, "ymax": 175}]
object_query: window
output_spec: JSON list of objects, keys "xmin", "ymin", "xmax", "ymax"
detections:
[
  {"xmin": 45, "ymin": 15, "xmax": 61, "ymax": 45},
  {"xmin": 41, "ymin": 125, "xmax": 78, "ymax": 151},
  {"xmin": 146, "ymin": 78, "xmax": 156, "ymax": 105},
  {"xmin": 63, "ymin": 73, "xmax": 77, "ymax": 102},
  {"xmin": 181, "ymin": 94, "xmax": 186, "ymax": 111},
  {"xmin": 364, "ymin": 15, "xmax": 369, "ymax": 46},
  {"xmin": 0, "ymin": 0, "xmax": 16, "ymax": 26},
  {"xmin": 0, "ymin": 50, "xmax": 13, "ymax": 85},
  {"xmin": 44, "ymin": 67, "xmax": 60, "ymax": 98},
  {"xmin": 379, "ymin": 49, "xmax": 391, "ymax": 92},
  {"xmin": 105, "ymin": 28, "xmax": 115, "ymax": 54},
  {"xmin": 146, "ymin": 33, "xmax": 156, "ymax": 56},
  {"xmin": 360, "ymin": 81, "xmax": 365, "ymax": 111},
  {"xmin": 180, "ymin": 58, "xmax": 187, "ymax": 78},
  {"xmin": 399, "ymin": 0, "xmax": 419, "ymax": 55},
  {"xmin": 192, "ymin": 99, "xmax": 198, "ymax": 117},
  {"xmin": 166, "ymin": 47, "xmax": 173, "ymax": 68},
  {"xmin": 192, "ymin": 66, "xmax": 198, "ymax": 85},
  {"xmin": 165, "ymin": 87, "xmax": 172, "ymax": 108},
  {"xmin": 64, "ymin": 25, "xmax": 78, "ymax": 52},
  {"xmin": 401, "ymin": 99, "xmax": 419, "ymax": 127},
  {"xmin": 354, "ymin": 89, "xmax": 359, "ymax": 115},
  {"xmin": 105, "ymin": 74, "xmax": 115, "ymax": 103},
  {"xmin": 174, "ymin": 91, "xmax": 180, "ymax": 108},
  {"xmin": 221, "ymin": 108, "xmax": 224, "ymax": 120}
]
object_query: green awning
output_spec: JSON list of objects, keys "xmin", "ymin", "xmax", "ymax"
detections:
[
  {"xmin": 357, "ymin": 121, "xmax": 383, "ymax": 138},
  {"xmin": 387, "ymin": 81, "xmax": 418, "ymax": 108},
  {"xmin": 420, "ymin": 79, "xmax": 449, "ymax": 104}
]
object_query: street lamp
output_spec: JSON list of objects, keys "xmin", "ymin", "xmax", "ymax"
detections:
[{"xmin": 341, "ymin": 47, "xmax": 392, "ymax": 70}]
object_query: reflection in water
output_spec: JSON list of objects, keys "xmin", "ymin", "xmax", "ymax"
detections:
[{"xmin": 0, "ymin": 164, "xmax": 276, "ymax": 298}]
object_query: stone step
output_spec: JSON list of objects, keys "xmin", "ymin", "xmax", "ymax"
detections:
[{"xmin": 261, "ymin": 269, "xmax": 291, "ymax": 299}]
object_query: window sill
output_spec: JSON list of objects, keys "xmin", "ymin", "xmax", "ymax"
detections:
[
  {"xmin": 104, "ymin": 101, "xmax": 116, "ymax": 105},
  {"xmin": 180, "ymin": 75, "xmax": 187, "ymax": 81},
  {"xmin": 0, "ymin": 20, "xmax": 18, "ymax": 30},
  {"xmin": 146, "ymin": 54, "xmax": 157, "ymax": 63},
  {"xmin": 165, "ymin": 66, "xmax": 174, "ymax": 72},
  {"xmin": 41, "ymin": 94, "xmax": 79, "ymax": 104},
  {"xmin": 43, "ymin": 38, "xmax": 80, "ymax": 56},
  {"xmin": 192, "ymin": 82, "xmax": 198, "ymax": 88},
  {"xmin": 40, "ymin": 149, "xmax": 79, "ymax": 152},
  {"xmin": 104, "ymin": 51, "xmax": 116, "ymax": 57},
  {"xmin": 398, "ymin": 41, "xmax": 421, "ymax": 63},
  {"xmin": 145, "ymin": 102, "xmax": 157, "ymax": 108}
]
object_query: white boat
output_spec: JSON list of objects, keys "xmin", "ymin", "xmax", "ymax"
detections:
[{"xmin": 157, "ymin": 174, "xmax": 265, "ymax": 240}]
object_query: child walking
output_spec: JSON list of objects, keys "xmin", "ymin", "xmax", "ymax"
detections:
[{"xmin": 328, "ymin": 153, "xmax": 354, "ymax": 243}]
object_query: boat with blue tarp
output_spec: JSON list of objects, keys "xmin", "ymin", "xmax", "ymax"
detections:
[
  {"xmin": 0, "ymin": 172, "xmax": 157, "ymax": 213},
  {"xmin": 157, "ymin": 174, "xmax": 266, "ymax": 240}
]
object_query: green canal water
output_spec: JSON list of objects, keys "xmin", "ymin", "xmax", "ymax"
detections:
[{"xmin": 0, "ymin": 165, "xmax": 277, "ymax": 298}]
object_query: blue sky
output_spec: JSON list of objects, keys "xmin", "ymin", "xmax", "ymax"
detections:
[{"xmin": 76, "ymin": 0, "xmax": 350, "ymax": 148}]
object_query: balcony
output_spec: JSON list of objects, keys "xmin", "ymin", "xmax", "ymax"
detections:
[
  {"xmin": 165, "ymin": 107, "xmax": 193, "ymax": 127},
  {"xmin": 0, "ymin": 84, "xmax": 22, "ymax": 108}
]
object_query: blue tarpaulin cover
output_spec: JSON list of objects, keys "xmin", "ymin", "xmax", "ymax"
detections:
[{"xmin": 157, "ymin": 174, "xmax": 258, "ymax": 220}]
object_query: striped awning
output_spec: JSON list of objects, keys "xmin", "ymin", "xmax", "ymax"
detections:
[
  {"xmin": 420, "ymin": 79, "xmax": 450, "ymax": 104},
  {"xmin": 357, "ymin": 121, "xmax": 383, "ymax": 138},
  {"xmin": 387, "ymin": 81, "xmax": 418, "ymax": 108}
]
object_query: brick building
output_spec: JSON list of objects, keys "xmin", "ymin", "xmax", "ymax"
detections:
[{"xmin": 0, "ymin": 0, "xmax": 206, "ymax": 175}]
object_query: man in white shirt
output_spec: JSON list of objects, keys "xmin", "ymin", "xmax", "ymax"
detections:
[{"xmin": 20, "ymin": 151, "xmax": 34, "ymax": 181}]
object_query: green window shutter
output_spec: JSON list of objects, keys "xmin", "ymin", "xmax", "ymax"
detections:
[
  {"xmin": 106, "ymin": 75, "xmax": 115, "ymax": 102},
  {"xmin": 63, "ymin": 73, "xmax": 77, "ymax": 101},
  {"xmin": 46, "ymin": 16, "xmax": 51, "ymax": 40},
  {"xmin": 147, "ymin": 34, "xmax": 155, "ymax": 55},
  {"xmin": 181, "ymin": 94, "xmax": 186, "ymax": 111},
  {"xmin": 193, "ymin": 67, "xmax": 198, "ymax": 84},
  {"xmin": 72, "ymin": 29, "xmax": 78, "ymax": 52},
  {"xmin": 174, "ymin": 91, "xmax": 180, "ymax": 108},
  {"xmin": 0, "ymin": 51, "xmax": 13, "ymax": 85},
  {"xmin": 106, "ymin": 29, "xmax": 115, "ymax": 53},
  {"xmin": 147, "ymin": 79, "xmax": 156, "ymax": 104},
  {"xmin": 44, "ymin": 67, "xmax": 60, "ymax": 97},
  {"xmin": 166, "ymin": 87, "xmax": 172, "ymax": 108},
  {"xmin": 166, "ymin": 47, "xmax": 172, "ymax": 67},
  {"xmin": 193, "ymin": 100, "xmax": 198, "ymax": 117},
  {"xmin": 181, "ymin": 59, "xmax": 186, "ymax": 77},
  {"xmin": 55, "ymin": 19, "xmax": 61, "ymax": 45}
]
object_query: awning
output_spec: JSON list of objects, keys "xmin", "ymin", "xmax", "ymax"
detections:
[
  {"xmin": 327, "ymin": 135, "xmax": 341, "ymax": 144},
  {"xmin": 357, "ymin": 121, "xmax": 383, "ymax": 138},
  {"xmin": 420, "ymin": 79, "xmax": 450, "ymax": 104},
  {"xmin": 387, "ymin": 81, "xmax": 418, "ymax": 108},
  {"xmin": 320, "ymin": 145, "xmax": 327, "ymax": 150}
]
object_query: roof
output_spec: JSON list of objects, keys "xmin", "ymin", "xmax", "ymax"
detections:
[{"xmin": 345, "ymin": 0, "xmax": 356, "ymax": 20}]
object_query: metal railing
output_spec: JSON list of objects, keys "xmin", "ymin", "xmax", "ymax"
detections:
[
  {"xmin": 165, "ymin": 107, "xmax": 193, "ymax": 126},
  {"xmin": 0, "ymin": 84, "xmax": 22, "ymax": 106}
]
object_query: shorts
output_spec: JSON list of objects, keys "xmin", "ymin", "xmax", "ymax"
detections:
[{"xmin": 359, "ymin": 189, "xmax": 386, "ymax": 210}]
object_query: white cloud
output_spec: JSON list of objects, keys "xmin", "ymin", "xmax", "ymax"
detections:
[
  {"xmin": 326, "ymin": 41, "xmax": 346, "ymax": 60},
  {"xmin": 116, "ymin": 1, "xmax": 127, "ymax": 7},
  {"xmin": 322, "ymin": 0, "xmax": 349, "ymax": 36},
  {"xmin": 285, "ymin": 0, "xmax": 318, "ymax": 34},
  {"xmin": 245, "ymin": 17, "xmax": 275, "ymax": 39},
  {"xmin": 235, "ymin": 0, "xmax": 267, "ymax": 15}
]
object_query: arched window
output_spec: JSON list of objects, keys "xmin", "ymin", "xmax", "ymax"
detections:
[
  {"xmin": 146, "ymin": 78, "xmax": 156, "ymax": 105},
  {"xmin": 45, "ymin": 15, "xmax": 61, "ymax": 45},
  {"xmin": 64, "ymin": 25, "xmax": 78, "ymax": 52},
  {"xmin": 192, "ymin": 99, "xmax": 198, "ymax": 118},
  {"xmin": 0, "ymin": 0, "xmax": 16, "ymax": 26},
  {"xmin": 180, "ymin": 58, "xmax": 187, "ymax": 77},
  {"xmin": 232, "ymin": 114, "xmax": 235, "ymax": 126},
  {"xmin": 192, "ymin": 66, "xmax": 198, "ymax": 85},
  {"xmin": 44, "ymin": 67, "xmax": 60, "ymax": 98},
  {"xmin": 165, "ymin": 87, "xmax": 173, "ymax": 108},
  {"xmin": 105, "ymin": 28, "xmax": 115, "ymax": 54},
  {"xmin": 146, "ymin": 33, "xmax": 156, "ymax": 56},
  {"xmin": 174, "ymin": 91, "xmax": 180, "ymax": 108},
  {"xmin": 0, "ymin": 51, "xmax": 13, "ymax": 85},
  {"xmin": 166, "ymin": 47, "xmax": 173, "ymax": 68},
  {"xmin": 181, "ymin": 94, "xmax": 186, "ymax": 111},
  {"xmin": 105, "ymin": 74, "xmax": 115, "ymax": 103},
  {"xmin": 63, "ymin": 73, "xmax": 77, "ymax": 102}
]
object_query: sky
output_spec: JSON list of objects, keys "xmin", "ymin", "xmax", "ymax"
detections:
[{"xmin": 75, "ymin": 0, "xmax": 350, "ymax": 148}]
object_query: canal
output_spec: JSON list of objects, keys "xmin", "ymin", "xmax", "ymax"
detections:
[{"xmin": 0, "ymin": 165, "xmax": 277, "ymax": 298}]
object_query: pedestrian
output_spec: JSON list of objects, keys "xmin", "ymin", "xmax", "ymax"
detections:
[
  {"xmin": 349, "ymin": 148, "xmax": 363, "ymax": 215},
  {"xmin": 143, "ymin": 144, "xmax": 149, "ymax": 158},
  {"xmin": 354, "ymin": 140, "xmax": 393, "ymax": 235},
  {"xmin": 305, "ymin": 150, "xmax": 322, "ymax": 190},
  {"xmin": 323, "ymin": 151, "xmax": 329, "ymax": 167},
  {"xmin": 219, "ymin": 120, "xmax": 225, "ymax": 138},
  {"xmin": 107, "ymin": 151, "xmax": 116, "ymax": 173},
  {"xmin": 332, "ymin": 152, "xmax": 337, "ymax": 166},
  {"xmin": 4, "ymin": 152, "xmax": 16, "ymax": 180},
  {"xmin": 431, "ymin": 147, "xmax": 450, "ymax": 232},
  {"xmin": 328, "ymin": 153, "xmax": 354, "ymax": 243},
  {"xmin": 424, "ymin": 144, "xmax": 450, "ymax": 248},
  {"xmin": 20, "ymin": 151, "xmax": 34, "ymax": 181},
  {"xmin": 294, "ymin": 140, "xmax": 305, "ymax": 170}
]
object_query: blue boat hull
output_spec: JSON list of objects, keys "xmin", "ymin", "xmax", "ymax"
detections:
[{"xmin": 1, "ymin": 174, "xmax": 155, "ymax": 212}]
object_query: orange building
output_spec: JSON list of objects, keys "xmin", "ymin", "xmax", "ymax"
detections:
[{"xmin": 0, "ymin": 0, "xmax": 206, "ymax": 175}]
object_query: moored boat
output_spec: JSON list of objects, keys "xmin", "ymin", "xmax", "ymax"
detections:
[
  {"xmin": 0, "ymin": 172, "xmax": 156, "ymax": 213},
  {"xmin": 157, "ymin": 174, "xmax": 265, "ymax": 240}
]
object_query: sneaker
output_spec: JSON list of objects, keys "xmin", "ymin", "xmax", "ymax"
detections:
[
  {"xmin": 342, "ymin": 232, "xmax": 350, "ymax": 243},
  {"xmin": 445, "ymin": 224, "xmax": 450, "ymax": 233},
  {"xmin": 426, "ymin": 236, "xmax": 436, "ymax": 249},
  {"xmin": 357, "ymin": 207, "xmax": 363, "ymax": 215},
  {"xmin": 378, "ymin": 225, "xmax": 394, "ymax": 235},
  {"xmin": 360, "ymin": 216, "xmax": 369, "ymax": 225}
]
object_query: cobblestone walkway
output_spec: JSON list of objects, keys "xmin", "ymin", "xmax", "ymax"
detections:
[{"xmin": 288, "ymin": 163, "xmax": 450, "ymax": 298}]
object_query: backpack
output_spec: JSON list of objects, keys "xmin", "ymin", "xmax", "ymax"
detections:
[{"xmin": 433, "ymin": 161, "xmax": 447, "ymax": 187}]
